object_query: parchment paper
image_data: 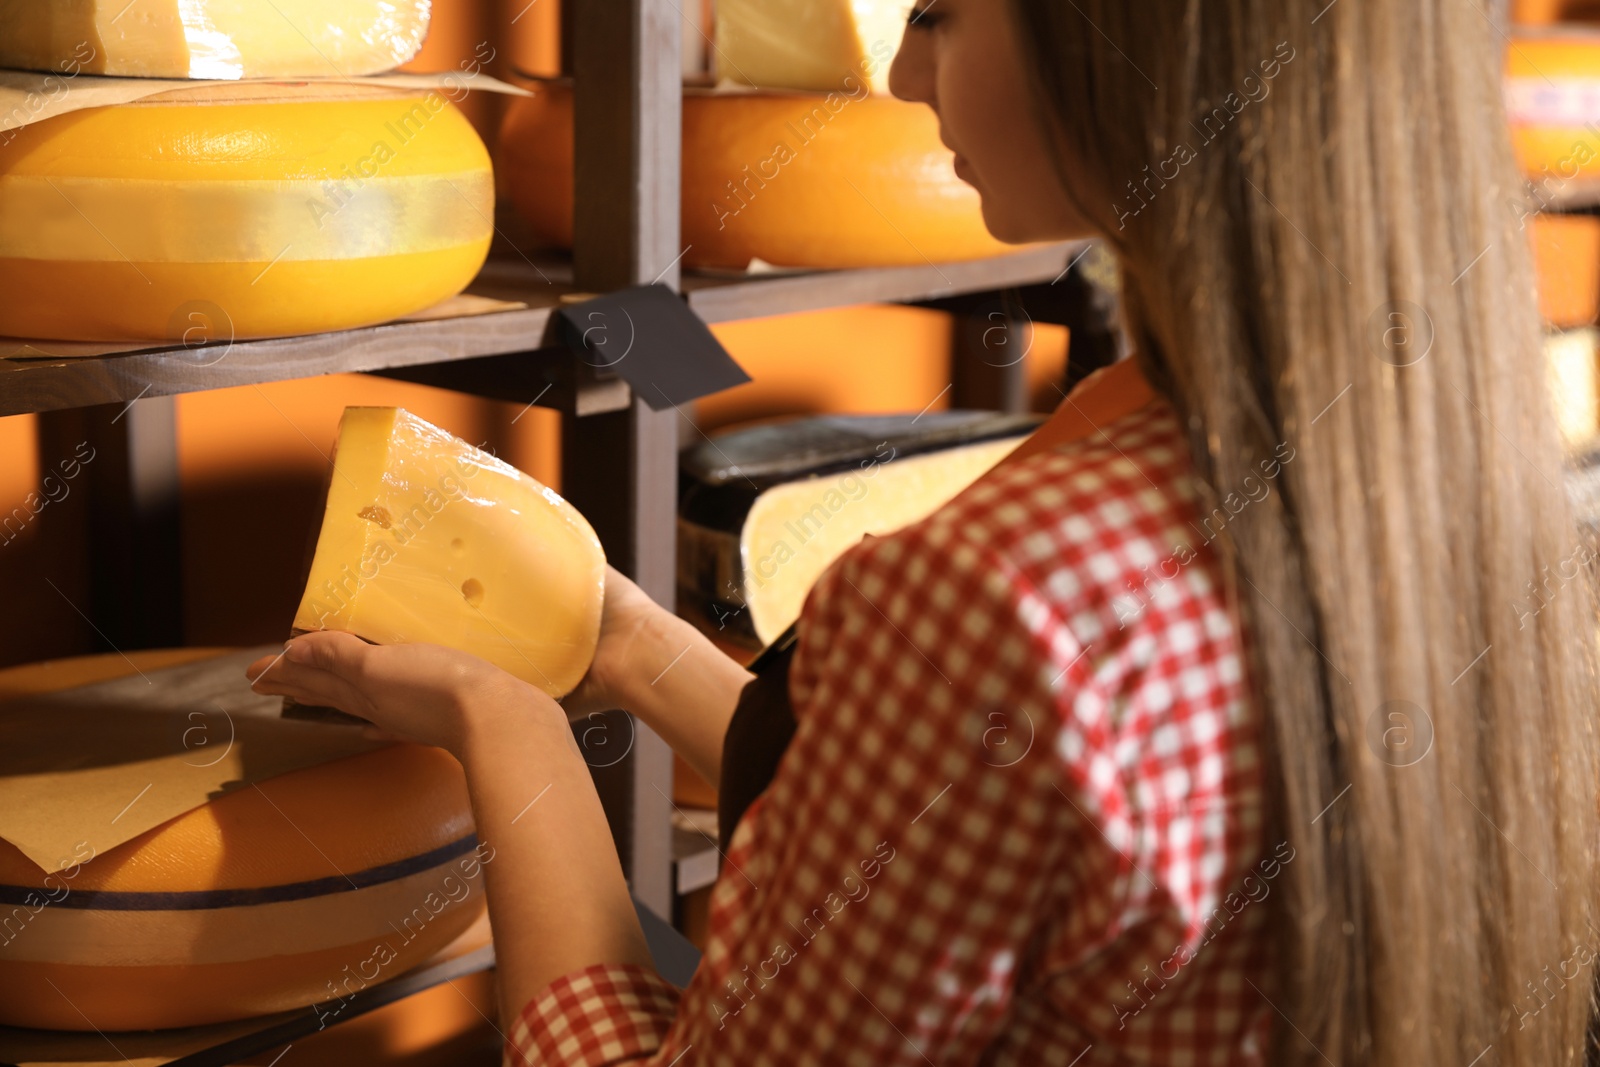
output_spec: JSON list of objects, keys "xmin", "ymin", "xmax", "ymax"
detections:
[
  {"xmin": 0, "ymin": 647, "xmax": 389, "ymax": 873},
  {"xmin": 0, "ymin": 68, "xmax": 530, "ymax": 135}
]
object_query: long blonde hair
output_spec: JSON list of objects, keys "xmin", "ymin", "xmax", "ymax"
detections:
[{"xmin": 1012, "ymin": 0, "xmax": 1600, "ymax": 1060}]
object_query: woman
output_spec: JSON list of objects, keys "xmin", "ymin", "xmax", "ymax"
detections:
[{"xmin": 249, "ymin": 0, "xmax": 1600, "ymax": 1062}]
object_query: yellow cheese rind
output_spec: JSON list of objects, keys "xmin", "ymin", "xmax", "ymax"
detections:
[
  {"xmin": 294, "ymin": 408, "xmax": 606, "ymax": 697},
  {"xmin": 740, "ymin": 436, "xmax": 1023, "ymax": 642},
  {"xmin": 0, "ymin": 0, "xmax": 431, "ymax": 79},
  {"xmin": 714, "ymin": 0, "xmax": 914, "ymax": 93},
  {"xmin": 0, "ymin": 88, "xmax": 492, "ymax": 341}
]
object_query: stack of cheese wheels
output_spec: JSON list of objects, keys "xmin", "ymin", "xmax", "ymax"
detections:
[
  {"xmin": 0, "ymin": 0, "xmax": 431, "ymax": 79},
  {"xmin": 0, "ymin": 738, "xmax": 485, "ymax": 1031},
  {"xmin": 499, "ymin": 79, "xmax": 1010, "ymax": 270},
  {"xmin": 0, "ymin": 80, "xmax": 493, "ymax": 342},
  {"xmin": 294, "ymin": 407, "xmax": 607, "ymax": 697},
  {"xmin": 1507, "ymin": 33, "xmax": 1600, "ymax": 183}
]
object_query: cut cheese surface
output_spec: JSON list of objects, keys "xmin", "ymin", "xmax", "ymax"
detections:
[
  {"xmin": 0, "ymin": 0, "xmax": 430, "ymax": 79},
  {"xmin": 1549, "ymin": 327, "xmax": 1599, "ymax": 448},
  {"xmin": 295, "ymin": 408, "xmax": 605, "ymax": 697},
  {"xmin": 715, "ymin": 0, "xmax": 914, "ymax": 93},
  {"xmin": 741, "ymin": 436, "xmax": 1022, "ymax": 642},
  {"xmin": 0, "ymin": 82, "xmax": 491, "ymax": 341}
]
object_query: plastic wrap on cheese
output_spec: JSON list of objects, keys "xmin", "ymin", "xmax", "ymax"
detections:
[
  {"xmin": 293, "ymin": 408, "xmax": 606, "ymax": 698},
  {"xmin": 714, "ymin": 0, "xmax": 914, "ymax": 93},
  {"xmin": 0, "ymin": 0, "xmax": 431, "ymax": 79}
]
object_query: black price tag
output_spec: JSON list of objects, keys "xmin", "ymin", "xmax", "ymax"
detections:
[{"xmin": 556, "ymin": 284, "xmax": 750, "ymax": 410}]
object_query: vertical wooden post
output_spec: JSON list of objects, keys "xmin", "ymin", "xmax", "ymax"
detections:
[
  {"xmin": 35, "ymin": 397, "xmax": 184, "ymax": 651},
  {"xmin": 566, "ymin": 0, "xmax": 681, "ymax": 916},
  {"xmin": 949, "ymin": 291, "xmax": 1031, "ymax": 413}
]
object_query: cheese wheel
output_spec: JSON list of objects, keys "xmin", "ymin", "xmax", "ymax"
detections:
[
  {"xmin": 498, "ymin": 79, "xmax": 1012, "ymax": 270},
  {"xmin": 1507, "ymin": 34, "xmax": 1600, "ymax": 181},
  {"xmin": 1531, "ymin": 213, "xmax": 1600, "ymax": 327},
  {"xmin": 714, "ymin": 0, "xmax": 914, "ymax": 94},
  {"xmin": 294, "ymin": 407, "xmax": 606, "ymax": 697},
  {"xmin": 0, "ymin": 82, "xmax": 492, "ymax": 343},
  {"xmin": 0, "ymin": 0, "xmax": 430, "ymax": 79},
  {"xmin": 0, "ymin": 741, "xmax": 485, "ymax": 1031}
]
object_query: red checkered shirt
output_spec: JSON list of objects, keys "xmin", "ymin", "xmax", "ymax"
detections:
[{"xmin": 507, "ymin": 387, "xmax": 1273, "ymax": 1066}]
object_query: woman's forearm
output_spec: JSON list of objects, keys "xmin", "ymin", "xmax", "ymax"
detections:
[
  {"xmin": 459, "ymin": 701, "xmax": 654, "ymax": 1029},
  {"xmin": 612, "ymin": 608, "xmax": 754, "ymax": 789}
]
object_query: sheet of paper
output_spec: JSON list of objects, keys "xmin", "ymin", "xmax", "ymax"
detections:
[
  {"xmin": 0, "ymin": 647, "xmax": 388, "ymax": 873},
  {"xmin": 0, "ymin": 69, "xmax": 529, "ymax": 135}
]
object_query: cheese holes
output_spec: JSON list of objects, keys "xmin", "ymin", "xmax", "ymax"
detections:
[
  {"xmin": 358, "ymin": 505, "xmax": 393, "ymax": 529},
  {"xmin": 461, "ymin": 578, "xmax": 485, "ymax": 607}
]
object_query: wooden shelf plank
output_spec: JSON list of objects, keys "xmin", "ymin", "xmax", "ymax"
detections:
[
  {"xmin": 0, "ymin": 243, "xmax": 1084, "ymax": 419},
  {"xmin": 684, "ymin": 242, "xmax": 1084, "ymax": 324},
  {"xmin": 0, "ymin": 299, "xmax": 566, "ymax": 419}
]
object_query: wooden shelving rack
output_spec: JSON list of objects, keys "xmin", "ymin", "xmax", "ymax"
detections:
[{"xmin": 0, "ymin": 0, "xmax": 1092, "ymax": 1059}]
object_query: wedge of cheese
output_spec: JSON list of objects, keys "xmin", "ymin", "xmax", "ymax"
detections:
[
  {"xmin": 0, "ymin": 81, "xmax": 492, "ymax": 342},
  {"xmin": 678, "ymin": 412, "xmax": 1039, "ymax": 645},
  {"xmin": 0, "ymin": 0, "xmax": 431, "ymax": 79},
  {"xmin": 714, "ymin": 0, "xmax": 914, "ymax": 93},
  {"xmin": 294, "ymin": 408, "xmax": 605, "ymax": 697}
]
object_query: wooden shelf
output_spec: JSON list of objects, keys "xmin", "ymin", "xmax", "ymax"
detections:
[
  {"xmin": 1540, "ymin": 179, "xmax": 1600, "ymax": 213},
  {"xmin": 0, "ymin": 242, "xmax": 1083, "ymax": 420}
]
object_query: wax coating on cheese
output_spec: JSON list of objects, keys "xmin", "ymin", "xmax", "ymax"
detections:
[
  {"xmin": 499, "ymin": 81, "xmax": 1011, "ymax": 270},
  {"xmin": 0, "ymin": 742, "xmax": 482, "ymax": 1031},
  {"xmin": 740, "ymin": 435, "xmax": 1022, "ymax": 642},
  {"xmin": 294, "ymin": 408, "xmax": 606, "ymax": 697},
  {"xmin": 0, "ymin": 0, "xmax": 431, "ymax": 79},
  {"xmin": 0, "ymin": 85, "xmax": 492, "ymax": 341},
  {"xmin": 714, "ymin": 0, "xmax": 914, "ymax": 93}
]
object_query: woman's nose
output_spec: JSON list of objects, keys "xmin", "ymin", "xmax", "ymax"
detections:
[{"xmin": 888, "ymin": 23, "xmax": 934, "ymax": 106}]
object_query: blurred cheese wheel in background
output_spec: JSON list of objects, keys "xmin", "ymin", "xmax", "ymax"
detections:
[
  {"xmin": 0, "ymin": 81, "xmax": 493, "ymax": 343},
  {"xmin": 0, "ymin": 741, "xmax": 486, "ymax": 1031},
  {"xmin": 0, "ymin": 0, "xmax": 430, "ymax": 79},
  {"xmin": 1507, "ymin": 33, "xmax": 1600, "ymax": 182},
  {"xmin": 1549, "ymin": 326, "xmax": 1600, "ymax": 447},
  {"xmin": 1531, "ymin": 213, "xmax": 1600, "ymax": 327},
  {"xmin": 498, "ymin": 79, "xmax": 1013, "ymax": 270}
]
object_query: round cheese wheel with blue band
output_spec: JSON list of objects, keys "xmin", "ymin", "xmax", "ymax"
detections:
[{"xmin": 0, "ymin": 742, "xmax": 486, "ymax": 1031}]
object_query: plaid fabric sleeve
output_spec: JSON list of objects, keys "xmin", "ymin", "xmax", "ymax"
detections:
[{"xmin": 503, "ymin": 963, "xmax": 681, "ymax": 1067}]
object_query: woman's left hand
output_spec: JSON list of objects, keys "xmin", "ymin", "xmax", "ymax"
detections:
[{"xmin": 245, "ymin": 631, "xmax": 558, "ymax": 759}]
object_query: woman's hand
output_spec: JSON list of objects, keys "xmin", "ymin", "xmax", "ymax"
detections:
[
  {"xmin": 245, "ymin": 632, "xmax": 560, "ymax": 760},
  {"xmin": 559, "ymin": 564, "xmax": 672, "ymax": 720},
  {"xmin": 249, "ymin": 631, "xmax": 655, "ymax": 1031}
]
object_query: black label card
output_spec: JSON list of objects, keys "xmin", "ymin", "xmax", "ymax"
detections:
[{"xmin": 556, "ymin": 284, "xmax": 751, "ymax": 410}]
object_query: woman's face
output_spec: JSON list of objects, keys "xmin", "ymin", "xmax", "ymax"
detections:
[{"xmin": 889, "ymin": 0, "xmax": 1098, "ymax": 244}]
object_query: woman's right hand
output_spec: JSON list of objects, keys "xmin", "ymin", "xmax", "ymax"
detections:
[
  {"xmin": 559, "ymin": 565, "xmax": 754, "ymax": 789},
  {"xmin": 559, "ymin": 564, "xmax": 673, "ymax": 720}
]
